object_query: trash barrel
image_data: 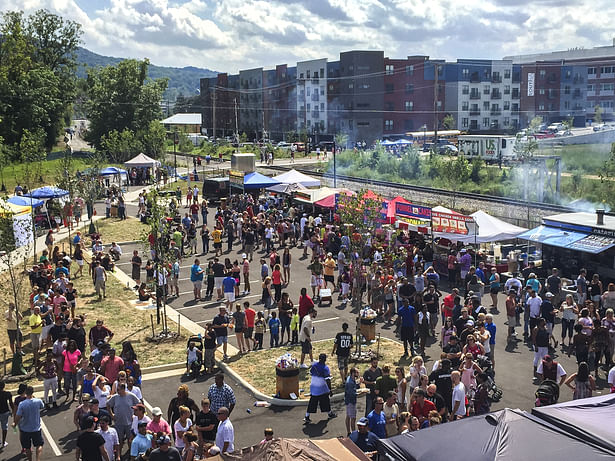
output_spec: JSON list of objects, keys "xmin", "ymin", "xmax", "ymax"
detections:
[
  {"xmin": 360, "ymin": 317, "xmax": 376, "ymax": 341},
  {"xmin": 275, "ymin": 367, "xmax": 299, "ymax": 399}
]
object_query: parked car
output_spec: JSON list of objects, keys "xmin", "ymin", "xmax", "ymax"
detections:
[
  {"xmin": 593, "ymin": 123, "xmax": 606, "ymax": 131},
  {"xmin": 438, "ymin": 144, "xmax": 458, "ymax": 155},
  {"xmin": 292, "ymin": 142, "xmax": 306, "ymax": 152},
  {"xmin": 277, "ymin": 141, "xmax": 291, "ymax": 149}
]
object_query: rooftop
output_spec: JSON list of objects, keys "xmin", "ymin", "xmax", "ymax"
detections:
[
  {"xmin": 544, "ymin": 211, "xmax": 615, "ymax": 231},
  {"xmin": 161, "ymin": 113, "xmax": 202, "ymax": 125},
  {"xmin": 504, "ymin": 43, "xmax": 615, "ymax": 64}
]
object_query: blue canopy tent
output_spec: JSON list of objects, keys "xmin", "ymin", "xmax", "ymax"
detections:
[
  {"xmin": 394, "ymin": 139, "xmax": 412, "ymax": 145},
  {"xmin": 25, "ymin": 186, "xmax": 69, "ymax": 199},
  {"xmin": 380, "ymin": 139, "xmax": 395, "ymax": 146},
  {"xmin": 242, "ymin": 172, "xmax": 281, "ymax": 191},
  {"xmin": 8, "ymin": 196, "xmax": 44, "ymax": 208},
  {"xmin": 100, "ymin": 167, "xmax": 128, "ymax": 177}
]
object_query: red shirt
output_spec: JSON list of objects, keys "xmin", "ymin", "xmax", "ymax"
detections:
[
  {"xmin": 299, "ymin": 295, "xmax": 314, "ymax": 319},
  {"xmin": 244, "ymin": 308, "xmax": 256, "ymax": 328},
  {"xmin": 272, "ymin": 270, "xmax": 282, "ymax": 285},
  {"xmin": 411, "ymin": 398, "xmax": 436, "ymax": 419}
]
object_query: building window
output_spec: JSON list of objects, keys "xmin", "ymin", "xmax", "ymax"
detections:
[
  {"xmin": 539, "ymin": 89, "xmax": 545, "ymax": 95},
  {"xmin": 348, "ymin": 83, "xmax": 354, "ymax": 89},
  {"xmin": 565, "ymin": 70, "xmax": 572, "ymax": 79},
  {"xmin": 307, "ymin": 104, "xmax": 310, "ymax": 111},
  {"xmin": 299, "ymin": 73, "xmax": 304, "ymax": 79},
  {"xmin": 437, "ymin": 101, "xmax": 442, "ymax": 109},
  {"xmin": 462, "ymin": 85, "xmax": 469, "ymax": 95},
  {"xmin": 320, "ymin": 68, "xmax": 324, "ymax": 78},
  {"xmin": 329, "ymin": 84, "xmax": 334, "ymax": 91},
  {"xmin": 405, "ymin": 101, "xmax": 414, "ymax": 111},
  {"xmin": 385, "ymin": 83, "xmax": 394, "ymax": 94},
  {"xmin": 385, "ymin": 65, "xmax": 394, "ymax": 75},
  {"xmin": 321, "ymin": 103, "xmax": 325, "ymax": 111},
  {"xmin": 538, "ymin": 104, "xmax": 545, "ymax": 110},
  {"xmin": 504, "ymin": 102, "xmax": 510, "ymax": 110},
  {"xmin": 384, "ymin": 120, "xmax": 393, "ymax": 131},
  {"xmin": 504, "ymin": 69, "xmax": 511, "ymax": 79},
  {"xmin": 405, "ymin": 83, "xmax": 414, "ymax": 93},
  {"xmin": 483, "ymin": 101, "xmax": 490, "ymax": 110},
  {"xmin": 601, "ymin": 66, "xmax": 615, "ymax": 74},
  {"xmin": 462, "ymin": 101, "xmax": 469, "ymax": 111},
  {"xmin": 361, "ymin": 83, "xmax": 370, "ymax": 89},
  {"xmin": 306, "ymin": 87, "xmax": 311, "ymax": 96},
  {"xmin": 504, "ymin": 117, "xmax": 510, "ymax": 126},
  {"xmin": 539, "ymin": 69, "xmax": 546, "ymax": 78},
  {"xmin": 306, "ymin": 70, "xmax": 311, "ymax": 78},
  {"xmin": 587, "ymin": 84, "xmax": 594, "ymax": 91},
  {"xmin": 483, "ymin": 117, "xmax": 490, "ymax": 128},
  {"xmin": 483, "ymin": 85, "xmax": 490, "ymax": 94},
  {"xmin": 462, "ymin": 68, "xmax": 469, "ymax": 78},
  {"xmin": 588, "ymin": 67, "xmax": 596, "ymax": 75},
  {"xmin": 462, "ymin": 118, "xmax": 468, "ymax": 128},
  {"xmin": 564, "ymin": 85, "xmax": 571, "ymax": 95},
  {"xmin": 601, "ymin": 83, "xmax": 615, "ymax": 91},
  {"xmin": 504, "ymin": 85, "xmax": 510, "ymax": 94},
  {"xmin": 348, "ymin": 119, "xmax": 353, "ymax": 130},
  {"xmin": 406, "ymin": 65, "xmax": 414, "ymax": 76},
  {"xmin": 564, "ymin": 101, "xmax": 570, "ymax": 109}
]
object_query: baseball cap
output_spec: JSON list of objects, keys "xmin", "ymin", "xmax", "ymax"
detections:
[
  {"xmin": 545, "ymin": 292, "xmax": 553, "ymax": 298},
  {"xmin": 157, "ymin": 435, "xmax": 171, "ymax": 445},
  {"xmin": 544, "ymin": 355, "xmax": 552, "ymax": 361},
  {"xmin": 357, "ymin": 417, "xmax": 369, "ymax": 426},
  {"xmin": 138, "ymin": 421, "xmax": 148, "ymax": 428},
  {"xmin": 242, "ymin": 253, "xmax": 247, "ymax": 259},
  {"xmin": 132, "ymin": 403, "xmax": 146, "ymax": 411},
  {"xmin": 89, "ymin": 398, "xmax": 99, "ymax": 405},
  {"xmin": 151, "ymin": 407, "xmax": 163, "ymax": 416}
]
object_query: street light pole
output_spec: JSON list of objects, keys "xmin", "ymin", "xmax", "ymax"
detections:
[
  {"xmin": 333, "ymin": 140, "xmax": 337, "ymax": 188},
  {"xmin": 173, "ymin": 128, "xmax": 178, "ymax": 177}
]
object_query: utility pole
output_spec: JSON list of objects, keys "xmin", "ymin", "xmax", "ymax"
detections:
[
  {"xmin": 234, "ymin": 98, "xmax": 239, "ymax": 144},
  {"xmin": 433, "ymin": 64, "xmax": 439, "ymax": 147},
  {"xmin": 212, "ymin": 88, "xmax": 217, "ymax": 141}
]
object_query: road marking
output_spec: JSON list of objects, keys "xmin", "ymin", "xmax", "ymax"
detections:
[
  {"xmin": 41, "ymin": 419, "xmax": 62, "ymax": 457},
  {"xmin": 175, "ymin": 294, "xmax": 260, "ymax": 311},
  {"xmin": 313, "ymin": 316, "xmax": 339, "ymax": 324}
]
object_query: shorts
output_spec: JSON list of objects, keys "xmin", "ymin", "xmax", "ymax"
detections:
[
  {"xmin": 20, "ymin": 430, "xmax": 44, "ymax": 449},
  {"xmin": 214, "ymin": 242, "xmax": 222, "ymax": 249},
  {"xmin": 204, "ymin": 349, "xmax": 215, "ymax": 369},
  {"xmin": 115, "ymin": 424, "xmax": 132, "ymax": 443},
  {"xmin": 546, "ymin": 322, "xmax": 554, "ymax": 335},
  {"xmin": 214, "ymin": 277, "xmax": 224, "ymax": 290},
  {"xmin": 346, "ymin": 403, "xmax": 357, "ymax": 419},
  {"xmin": 7, "ymin": 329, "xmax": 22, "ymax": 345},
  {"xmin": 30, "ymin": 333, "xmax": 41, "ymax": 351},
  {"xmin": 76, "ymin": 259, "xmax": 84, "ymax": 267},
  {"xmin": 310, "ymin": 275, "xmax": 322, "ymax": 287},
  {"xmin": 307, "ymin": 393, "xmax": 331, "ymax": 414},
  {"xmin": 301, "ymin": 340, "xmax": 312, "ymax": 354},
  {"xmin": 216, "ymin": 336, "xmax": 228, "ymax": 345},
  {"xmin": 324, "ymin": 275, "xmax": 334, "ymax": 283},
  {"xmin": 41, "ymin": 324, "xmax": 53, "ymax": 341},
  {"xmin": 337, "ymin": 356, "xmax": 349, "ymax": 371},
  {"xmin": 341, "ymin": 283, "xmax": 350, "ymax": 295},
  {"xmin": 193, "ymin": 280, "xmax": 202, "ymax": 291},
  {"xmin": 224, "ymin": 292, "xmax": 235, "ymax": 303},
  {"xmin": 0, "ymin": 411, "xmax": 9, "ymax": 430},
  {"xmin": 234, "ymin": 326, "xmax": 243, "ymax": 333},
  {"xmin": 172, "ymin": 276, "xmax": 179, "ymax": 288},
  {"xmin": 490, "ymin": 286, "xmax": 500, "ymax": 295},
  {"xmin": 507, "ymin": 316, "xmax": 516, "ymax": 327},
  {"xmin": 244, "ymin": 327, "xmax": 254, "ymax": 339}
]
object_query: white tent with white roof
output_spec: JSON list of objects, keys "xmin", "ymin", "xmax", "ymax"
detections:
[
  {"xmin": 124, "ymin": 153, "xmax": 161, "ymax": 168},
  {"xmin": 273, "ymin": 169, "xmax": 321, "ymax": 188}
]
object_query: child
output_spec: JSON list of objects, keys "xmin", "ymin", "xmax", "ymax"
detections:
[
  {"xmin": 203, "ymin": 324, "xmax": 217, "ymax": 374},
  {"xmin": 290, "ymin": 307, "xmax": 300, "ymax": 345},
  {"xmin": 268, "ymin": 311, "xmax": 280, "ymax": 348},
  {"xmin": 260, "ymin": 259, "xmax": 269, "ymax": 281},
  {"xmin": 254, "ymin": 312, "xmax": 266, "ymax": 350},
  {"xmin": 186, "ymin": 342, "xmax": 199, "ymax": 376},
  {"xmin": 340, "ymin": 269, "xmax": 351, "ymax": 305}
]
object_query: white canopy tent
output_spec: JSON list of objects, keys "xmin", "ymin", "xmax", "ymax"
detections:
[
  {"xmin": 272, "ymin": 169, "xmax": 321, "ymax": 188},
  {"xmin": 433, "ymin": 209, "xmax": 527, "ymax": 243},
  {"xmin": 124, "ymin": 153, "xmax": 161, "ymax": 168},
  {"xmin": 266, "ymin": 182, "xmax": 308, "ymax": 194}
]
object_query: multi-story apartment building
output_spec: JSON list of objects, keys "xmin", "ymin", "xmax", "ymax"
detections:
[
  {"xmin": 383, "ymin": 56, "xmax": 439, "ymax": 135},
  {"xmin": 263, "ymin": 64, "xmax": 297, "ymax": 140},
  {"xmin": 200, "ymin": 72, "xmax": 240, "ymax": 139},
  {"xmin": 296, "ymin": 59, "xmax": 328, "ymax": 140},
  {"xmin": 444, "ymin": 59, "xmax": 520, "ymax": 132},
  {"xmin": 238, "ymin": 68, "xmax": 264, "ymax": 139},
  {"xmin": 519, "ymin": 62, "xmax": 561, "ymax": 127}
]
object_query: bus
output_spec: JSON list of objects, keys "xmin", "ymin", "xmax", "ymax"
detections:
[{"xmin": 405, "ymin": 129, "xmax": 463, "ymax": 146}]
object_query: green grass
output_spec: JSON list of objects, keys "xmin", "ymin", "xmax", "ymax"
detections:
[
  {"xmin": 539, "ymin": 143, "xmax": 612, "ymax": 176},
  {"xmin": 0, "ymin": 158, "xmax": 91, "ymax": 196},
  {"xmin": 228, "ymin": 338, "xmax": 407, "ymax": 398},
  {"xmin": 86, "ymin": 217, "xmax": 149, "ymax": 245}
]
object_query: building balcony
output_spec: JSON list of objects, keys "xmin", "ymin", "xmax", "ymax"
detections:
[
  {"xmin": 511, "ymin": 91, "xmax": 520, "ymax": 99},
  {"xmin": 600, "ymin": 90, "xmax": 615, "ymax": 96},
  {"xmin": 574, "ymin": 76, "xmax": 584, "ymax": 83},
  {"xmin": 470, "ymin": 93, "xmax": 481, "ymax": 99},
  {"xmin": 492, "ymin": 75, "xmax": 502, "ymax": 83},
  {"xmin": 511, "ymin": 108, "xmax": 520, "ymax": 114},
  {"xmin": 469, "ymin": 110, "xmax": 481, "ymax": 116},
  {"xmin": 491, "ymin": 109, "xmax": 502, "ymax": 116},
  {"xmin": 602, "ymin": 73, "xmax": 615, "ymax": 79},
  {"xmin": 491, "ymin": 92, "xmax": 502, "ymax": 99},
  {"xmin": 587, "ymin": 90, "xmax": 596, "ymax": 96},
  {"xmin": 588, "ymin": 73, "xmax": 596, "ymax": 79}
]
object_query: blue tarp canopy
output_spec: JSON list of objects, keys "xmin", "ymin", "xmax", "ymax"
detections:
[
  {"xmin": 25, "ymin": 186, "xmax": 69, "ymax": 199},
  {"xmin": 394, "ymin": 139, "xmax": 412, "ymax": 145},
  {"xmin": 381, "ymin": 140, "xmax": 395, "ymax": 146},
  {"xmin": 7, "ymin": 196, "xmax": 44, "ymax": 208},
  {"xmin": 516, "ymin": 225, "xmax": 615, "ymax": 254},
  {"xmin": 100, "ymin": 167, "xmax": 128, "ymax": 176},
  {"xmin": 242, "ymin": 172, "xmax": 280, "ymax": 190}
]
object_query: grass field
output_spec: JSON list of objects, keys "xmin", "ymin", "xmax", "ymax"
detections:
[
  {"xmin": 0, "ymin": 158, "xmax": 91, "ymax": 196},
  {"xmin": 86, "ymin": 216, "xmax": 149, "ymax": 245},
  {"xmin": 228, "ymin": 338, "xmax": 407, "ymax": 398}
]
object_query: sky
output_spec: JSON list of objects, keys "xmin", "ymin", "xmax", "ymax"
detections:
[{"xmin": 3, "ymin": 0, "xmax": 615, "ymax": 73}]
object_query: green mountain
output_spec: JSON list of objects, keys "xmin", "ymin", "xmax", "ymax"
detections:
[{"xmin": 75, "ymin": 47, "xmax": 217, "ymax": 101}]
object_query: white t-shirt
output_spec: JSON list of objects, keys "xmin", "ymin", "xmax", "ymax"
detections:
[
  {"xmin": 131, "ymin": 415, "xmax": 152, "ymax": 434},
  {"xmin": 481, "ymin": 330, "xmax": 491, "ymax": 354},
  {"xmin": 94, "ymin": 385, "xmax": 111, "ymax": 408},
  {"xmin": 215, "ymin": 418, "xmax": 235, "ymax": 453},
  {"xmin": 607, "ymin": 365, "xmax": 615, "ymax": 386},
  {"xmin": 174, "ymin": 418, "xmax": 192, "ymax": 448},
  {"xmin": 299, "ymin": 316, "xmax": 313, "ymax": 343},
  {"xmin": 527, "ymin": 296, "xmax": 542, "ymax": 318},
  {"xmin": 536, "ymin": 362, "xmax": 567, "ymax": 381},
  {"xmin": 187, "ymin": 347, "xmax": 198, "ymax": 364},
  {"xmin": 96, "ymin": 427, "xmax": 119, "ymax": 461},
  {"xmin": 452, "ymin": 383, "xmax": 466, "ymax": 416},
  {"xmin": 127, "ymin": 386, "xmax": 142, "ymax": 401}
]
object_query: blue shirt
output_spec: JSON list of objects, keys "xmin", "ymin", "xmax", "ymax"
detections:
[
  {"xmin": 367, "ymin": 410, "xmax": 387, "ymax": 438},
  {"xmin": 344, "ymin": 376, "xmax": 358, "ymax": 405},
  {"xmin": 309, "ymin": 362, "xmax": 331, "ymax": 396},
  {"xmin": 485, "ymin": 321, "xmax": 496, "ymax": 344},
  {"xmin": 268, "ymin": 318, "xmax": 280, "ymax": 334},
  {"xmin": 190, "ymin": 264, "xmax": 203, "ymax": 282},
  {"xmin": 475, "ymin": 268, "xmax": 485, "ymax": 283},
  {"xmin": 222, "ymin": 276, "xmax": 236, "ymax": 293},
  {"xmin": 397, "ymin": 304, "xmax": 416, "ymax": 328},
  {"xmin": 350, "ymin": 430, "xmax": 379, "ymax": 452},
  {"xmin": 130, "ymin": 433, "xmax": 153, "ymax": 457},
  {"xmin": 526, "ymin": 278, "xmax": 540, "ymax": 292},
  {"xmin": 16, "ymin": 398, "xmax": 44, "ymax": 432}
]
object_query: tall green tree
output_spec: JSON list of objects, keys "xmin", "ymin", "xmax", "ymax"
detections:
[
  {"xmin": 85, "ymin": 59, "xmax": 168, "ymax": 151},
  {"xmin": 0, "ymin": 10, "xmax": 82, "ymax": 152},
  {"xmin": 442, "ymin": 114, "xmax": 455, "ymax": 130}
]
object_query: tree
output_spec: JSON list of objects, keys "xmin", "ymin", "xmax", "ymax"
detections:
[
  {"xmin": 0, "ymin": 10, "xmax": 82, "ymax": 151},
  {"xmin": 470, "ymin": 157, "xmax": 483, "ymax": 184},
  {"xmin": 437, "ymin": 155, "xmax": 471, "ymax": 207},
  {"xmin": 334, "ymin": 133, "xmax": 349, "ymax": 150},
  {"xmin": 139, "ymin": 121, "xmax": 167, "ymax": 161},
  {"xmin": 100, "ymin": 129, "xmax": 142, "ymax": 164},
  {"xmin": 442, "ymin": 114, "xmax": 455, "ymax": 130},
  {"xmin": 19, "ymin": 128, "xmax": 47, "ymax": 184},
  {"xmin": 594, "ymin": 105, "xmax": 603, "ymax": 124},
  {"xmin": 399, "ymin": 150, "xmax": 421, "ymax": 180},
  {"xmin": 527, "ymin": 116, "xmax": 543, "ymax": 134},
  {"xmin": 85, "ymin": 59, "xmax": 168, "ymax": 151},
  {"xmin": 599, "ymin": 143, "xmax": 615, "ymax": 209}
]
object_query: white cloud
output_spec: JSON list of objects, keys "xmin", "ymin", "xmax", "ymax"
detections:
[{"xmin": 1, "ymin": 0, "xmax": 614, "ymax": 72}]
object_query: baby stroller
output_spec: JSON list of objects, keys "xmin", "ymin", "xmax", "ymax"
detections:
[
  {"xmin": 476, "ymin": 355, "xmax": 503, "ymax": 402},
  {"xmin": 186, "ymin": 335, "xmax": 204, "ymax": 378},
  {"xmin": 535, "ymin": 379, "xmax": 560, "ymax": 407}
]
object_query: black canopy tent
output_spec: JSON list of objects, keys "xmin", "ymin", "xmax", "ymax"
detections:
[
  {"xmin": 376, "ymin": 409, "xmax": 615, "ymax": 461},
  {"xmin": 531, "ymin": 393, "xmax": 615, "ymax": 453}
]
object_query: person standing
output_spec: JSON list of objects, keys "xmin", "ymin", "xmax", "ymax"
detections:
[
  {"xmin": 366, "ymin": 396, "xmax": 386, "ymax": 439},
  {"xmin": 212, "ymin": 307, "xmax": 230, "ymax": 361},
  {"xmin": 363, "ymin": 358, "xmax": 382, "ymax": 417},
  {"xmin": 195, "ymin": 398, "xmax": 218, "ymax": 453},
  {"xmin": 532, "ymin": 318, "xmax": 550, "ymax": 379},
  {"xmin": 344, "ymin": 367, "xmax": 362, "ymax": 435},
  {"xmin": 207, "ymin": 374, "xmax": 236, "ymax": 416},
  {"xmin": 304, "ymin": 354, "xmax": 336, "ymax": 424},
  {"xmin": 5, "ymin": 303, "xmax": 23, "ymax": 355},
  {"xmin": 449, "ymin": 371, "xmax": 466, "ymax": 421},
  {"xmin": 332, "ymin": 323, "xmax": 353, "ymax": 382},
  {"xmin": 214, "ymin": 407, "xmax": 234, "ymax": 454},
  {"xmin": 14, "ymin": 386, "xmax": 45, "ymax": 461},
  {"xmin": 29, "ymin": 306, "xmax": 43, "ymax": 369},
  {"xmin": 190, "ymin": 259, "xmax": 204, "ymax": 302},
  {"xmin": 299, "ymin": 309, "xmax": 317, "ymax": 368},
  {"xmin": 96, "ymin": 416, "xmax": 119, "ymax": 461},
  {"xmin": 76, "ymin": 416, "xmax": 110, "ymax": 461},
  {"xmin": 149, "ymin": 435, "xmax": 181, "ymax": 461},
  {"xmin": 0, "ymin": 381, "xmax": 14, "ymax": 449},
  {"xmin": 93, "ymin": 262, "xmax": 107, "ymax": 301},
  {"xmin": 397, "ymin": 299, "xmax": 416, "ymax": 357},
  {"xmin": 106, "ymin": 383, "xmax": 140, "ymax": 456}
]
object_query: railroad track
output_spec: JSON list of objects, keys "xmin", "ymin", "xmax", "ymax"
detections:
[{"xmin": 265, "ymin": 165, "xmax": 577, "ymax": 214}]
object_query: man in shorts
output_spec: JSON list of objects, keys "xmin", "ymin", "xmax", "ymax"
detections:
[
  {"xmin": 299, "ymin": 309, "xmax": 317, "ymax": 368},
  {"xmin": 222, "ymin": 274, "xmax": 236, "ymax": 309},
  {"xmin": 243, "ymin": 302, "xmax": 256, "ymax": 351},
  {"xmin": 212, "ymin": 258, "xmax": 226, "ymax": 301},
  {"xmin": 344, "ymin": 367, "xmax": 361, "ymax": 434},
  {"xmin": 332, "ymin": 323, "xmax": 353, "ymax": 381},
  {"xmin": 190, "ymin": 259, "xmax": 204, "ymax": 301},
  {"xmin": 304, "ymin": 353, "xmax": 336, "ymax": 423},
  {"xmin": 106, "ymin": 383, "xmax": 140, "ymax": 455},
  {"xmin": 15, "ymin": 386, "xmax": 44, "ymax": 461},
  {"xmin": 29, "ymin": 307, "xmax": 43, "ymax": 367},
  {"xmin": 212, "ymin": 307, "xmax": 230, "ymax": 360},
  {"xmin": 308, "ymin": 258, "xmax": 323, "ymax": 300},
  {"xmin": 0, "ymin": 381, "xmax": 14, "ymax": 448},
  {"xmin": 323, "ymin": 253, "xmax": 336, "ymax": 290}
]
